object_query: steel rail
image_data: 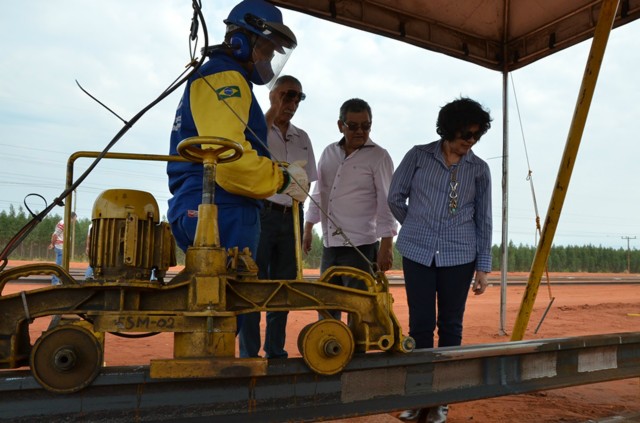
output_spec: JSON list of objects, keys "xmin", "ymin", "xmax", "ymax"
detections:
[
  {"xmin": 5, "ymin": 269, "xmax": 640, "ymax": 286},
  {"xmin": 1, "ymin": 331, "xmax": 639, "ymax": 422}
]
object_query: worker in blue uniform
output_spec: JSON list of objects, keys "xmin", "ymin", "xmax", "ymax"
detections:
[{"xmin": 167, "ymin": 0, "xmax": 308, "ymax": 299}]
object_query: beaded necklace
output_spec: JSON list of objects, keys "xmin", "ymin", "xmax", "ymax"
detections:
[{"xmin": 449, "ymin": 166, "xmax": 459, "ymax": 214}]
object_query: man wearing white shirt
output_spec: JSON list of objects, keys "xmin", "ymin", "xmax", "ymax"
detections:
[
  {"xmin": 239, "ymin": 75, "xmax": 318, "ymax": 358},
  {"xmin": 303, "ymin": 98, "xmax": 397, "ymax": 320}
]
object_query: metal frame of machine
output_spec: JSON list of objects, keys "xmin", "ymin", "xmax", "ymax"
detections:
[{"xmin": 0, "ymin": 136, "xmax": 413, "ymax": 393}]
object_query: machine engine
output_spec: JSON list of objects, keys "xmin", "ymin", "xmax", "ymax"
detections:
[{"xmin": 88, "ymin": 189, "xmax": 176, "ymax": 282}]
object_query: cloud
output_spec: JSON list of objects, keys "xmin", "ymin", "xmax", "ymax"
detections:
[{"xmin": 1, "ymin": 0, "xmax": 639, "ymax": 249}]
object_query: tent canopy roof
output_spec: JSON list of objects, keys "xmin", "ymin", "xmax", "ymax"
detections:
[{"xmin": 271, "ymin": 0, "xmax": 640, "ymax": 72}]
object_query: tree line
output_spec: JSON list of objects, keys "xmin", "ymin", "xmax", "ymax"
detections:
[
  {"xmin": 0, "ymin": 206, "xmax": 92, "ymax": 261},
  {"xmin": 2, "ymin": 205, "xmax": 639, "ymax": 273}
]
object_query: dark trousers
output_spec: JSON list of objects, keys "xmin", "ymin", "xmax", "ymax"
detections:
[
  {"xmin": 239, "ymin": 204, "xmax": 302, "ymax": 358},
  {"xmin": 320, "ymin": 242, "xmax": 378, "ymax": 321},
  {"xmin": 402, "ymin": 257, "xmax": 475, "ymax": 349}
]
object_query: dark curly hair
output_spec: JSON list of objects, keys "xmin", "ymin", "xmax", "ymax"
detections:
[{"xmin": 436, "ymin": 97, "xmax": 492, "ymax": 142}]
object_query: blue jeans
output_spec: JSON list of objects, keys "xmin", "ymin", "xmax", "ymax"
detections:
[
  {"xmin": 51, "ymin": 246, "xmax": 63, "ymax": 285},
  {"xmin": 84, "ymin": 266, "xmax": 94, "ymax": 280},
  {"xmin": 319, "ymin": 242, "xmax": 378, "ymax": 321},
  {"xmin": 239, "ymin": 204, "xmax": 302, "ymax": 358},
  {"xmin": 402, "ymin": 257, "xmax": 475, "ymax": 349}
]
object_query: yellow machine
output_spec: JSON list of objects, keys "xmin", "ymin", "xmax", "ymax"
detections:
[{"xmin": 0, "ymin": 137, "xmax": 413, "ymax": 393}]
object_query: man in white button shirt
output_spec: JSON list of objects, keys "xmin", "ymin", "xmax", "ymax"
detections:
[
  {"xmin": 303, "ymin": 98, "xmax": 397, "ymax": 321},
  {"xmin": 239, "ymin": 75, "xmax": 318, "ymax": 358}
]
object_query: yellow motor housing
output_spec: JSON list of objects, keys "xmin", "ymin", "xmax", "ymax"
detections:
[{"xmin": 88, "ymin": 189, "xmax": 176, "ymax": 282}]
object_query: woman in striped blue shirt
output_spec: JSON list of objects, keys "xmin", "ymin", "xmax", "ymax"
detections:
[{"xmin": 389, "ymin": 97, "xmax": 492, "ymax": 423}]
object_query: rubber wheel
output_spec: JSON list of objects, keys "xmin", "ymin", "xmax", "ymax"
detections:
[
  {"xmin": 297, "ymin": 319, "xmax": 354, "ymax": 375},
  {"xmin": 30, "ymin": 324, "xmax": 103, "ymax": 393}
]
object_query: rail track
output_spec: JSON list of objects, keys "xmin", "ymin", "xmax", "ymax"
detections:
[
  {"xmin": 2, "ymin": 331, "xmax": 640, "ymax": 422},
  {"xmin": 5, "ymin": 267, "xmax": 640, "ymax": 285}
]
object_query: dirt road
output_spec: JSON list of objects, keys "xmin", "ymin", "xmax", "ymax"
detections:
[{"xmin": 3, "ymin": 268, "xmax": 640, "ymax": 422}]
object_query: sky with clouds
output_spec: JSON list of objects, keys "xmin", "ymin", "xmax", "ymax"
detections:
[{"xmin": 1, "ymin": 1, "xmax": 639, "ymax": 249}]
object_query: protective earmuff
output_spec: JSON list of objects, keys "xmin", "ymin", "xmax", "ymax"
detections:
[{"xmin": 228, "ymin": 32, "xmax": 251, "ymax": 61}]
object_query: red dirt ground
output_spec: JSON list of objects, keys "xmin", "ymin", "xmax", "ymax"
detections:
[{"xmin": 3, "ymin": 262, "xmax": 640, "ymax": 422}]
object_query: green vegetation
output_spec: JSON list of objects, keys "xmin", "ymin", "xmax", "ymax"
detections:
[
  {"xmin": 491, "ymin": 242, "xmax": 640, "ymax": 273},
  {"xmin": 2, "ymin": 206, "xmax": 639, "ymax": 273},
  {"xmin": 0, "ymin": 205, "xmax": 91, "ymax": 262}
]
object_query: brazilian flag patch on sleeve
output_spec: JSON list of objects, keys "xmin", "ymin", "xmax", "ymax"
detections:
[{"xmin": 216, "ymin": 86, "xmax": 241, "ymax": 100}]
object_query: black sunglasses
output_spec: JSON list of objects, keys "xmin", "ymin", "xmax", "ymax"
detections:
[
  {"xmin": 459, "ymin": 129, "xmax": 483, "ymax": 141},
  {"xmin": 342, "ymin": 121, "xmax": 372, "ymax": 132},
  {"xmin": 283, "ymin": 90, "xmax": 306, "ymax": 102}
]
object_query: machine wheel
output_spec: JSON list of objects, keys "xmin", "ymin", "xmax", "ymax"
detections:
[
  {"xmin": 401, "ymin": 336, "xmax": 416, "ymax": 353},
  {"xmin": 177, "ymin": 136, "xmax": 243, "ymax": 164},
  {"xmin": 30, "ymin": 324, "xmax": 103, "ymax": 393},
  {"xmin": 297, "ymin": 319, "xmax": 355, "ymax": 375}
]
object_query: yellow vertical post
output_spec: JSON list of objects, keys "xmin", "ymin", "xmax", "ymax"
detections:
[
  {"xmin": 193, "ymin": 156, "xmax": 220, "ymax": 248},
  {"xmin": 62, "ymin": 193, "xmax": 73, "ymax": 271},
  {"xmin": 511, "ymin": 0, "xmax": 620, "ymax": 341},
  {"xmin": 62, "ymin": 161, "xmax": 75, "ymax": 271},
  {"xmin": 292, "ymin": 200, "xmax": 303, "ymax": 280}
]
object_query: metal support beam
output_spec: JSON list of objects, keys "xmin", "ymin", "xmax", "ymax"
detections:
[
  {"xmin": 2, "ymin": 332, "xmax": 640, "ymax": 422},
  {"xmin": 511, "ymin": 0, "xmax": 621, "ymax": 341}
]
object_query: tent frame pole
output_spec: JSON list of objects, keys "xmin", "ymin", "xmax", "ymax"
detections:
[{"xmin": 499, "ymin": 0, "xmax": 511, "ymax": 336}]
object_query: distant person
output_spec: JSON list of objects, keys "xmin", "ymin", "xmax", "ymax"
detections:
[
  {"xmin": 239, "ymin": 75, "xmax": 317, "ymax": 359},
  {"xmin": 303, "ymin": 98, "xmax": 397, "ymax": 321},
  {"xmin": 48, "ymin": 212, "xmax": 76, "ymax": 285},
  {"xmin": 388, "ymin": 97, "xmax": 493, "ymax": 423},
  {"xmin": 84, "ymin": 223, "xmax": 94, "ymax": 281}
]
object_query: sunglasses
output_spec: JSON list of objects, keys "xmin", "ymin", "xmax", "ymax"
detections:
[
  {"xmin": 459, "ymin": 129, "xmax": 483, "ymax": 142},
  {"xmin": 283, "ymin": 89, "xmax": 306, "ymax": 102},
  {"xmin": 342, "ymin": 121, "xmax": 372, "ymax": 132}
]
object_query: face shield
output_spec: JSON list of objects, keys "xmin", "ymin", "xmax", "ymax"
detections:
[
  {"xmin": 244, "ymin": 14, "xmax": 297, "ymax": 87},
  {"xmin": 251, "ymin": 36, "xmax": 294, "ymax": 87}
]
